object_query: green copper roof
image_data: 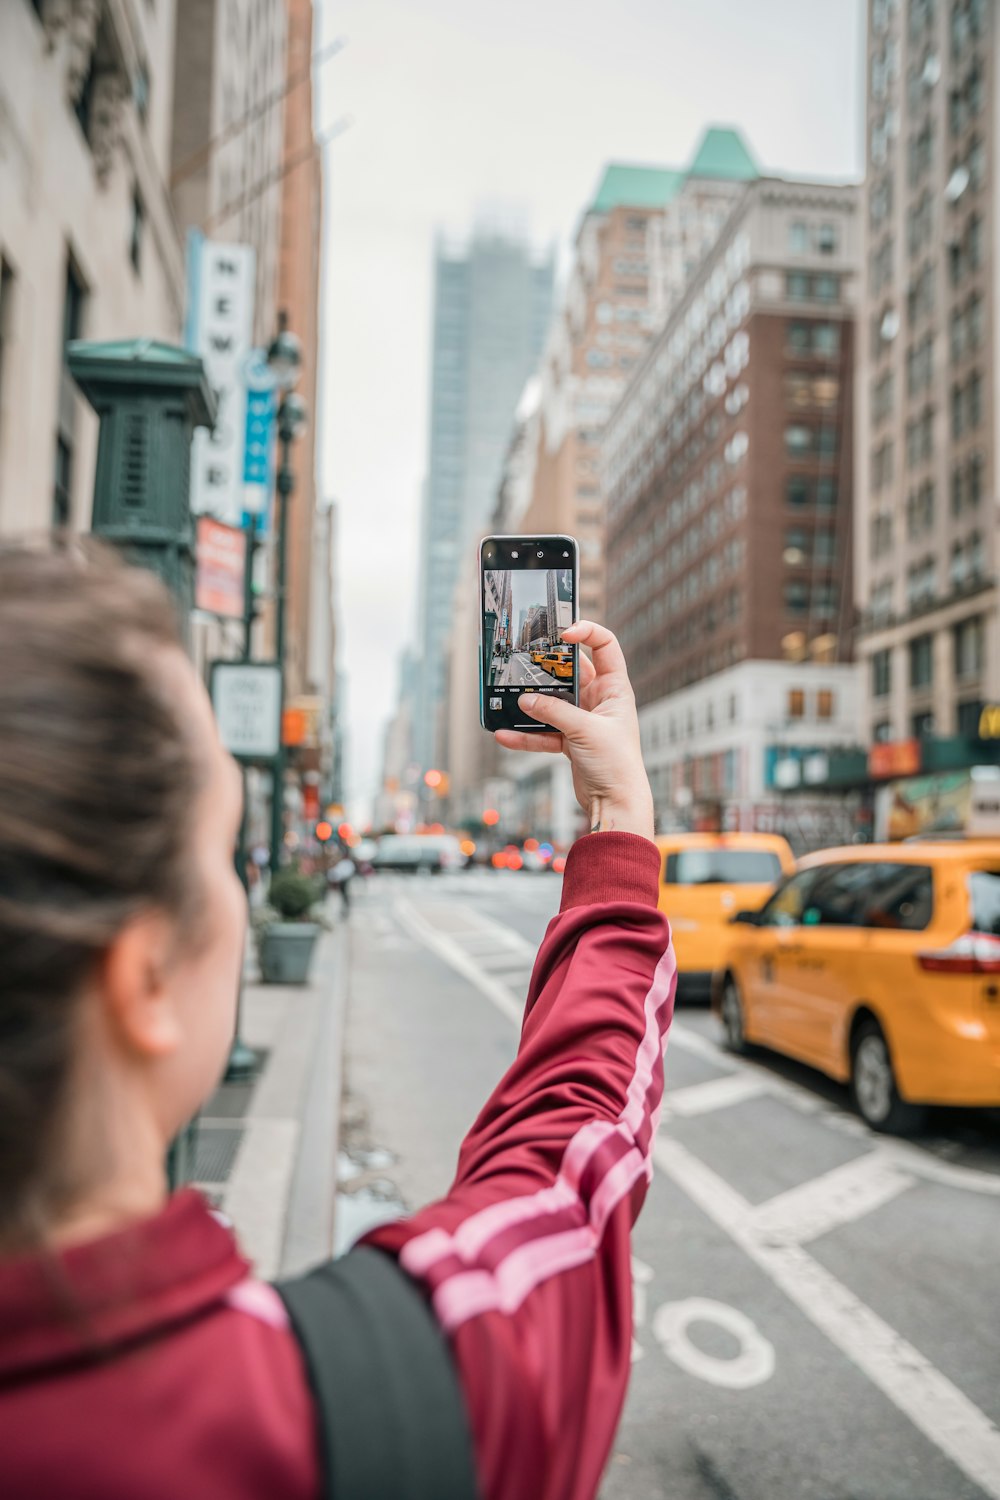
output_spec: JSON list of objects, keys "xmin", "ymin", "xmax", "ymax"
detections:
[
  {"xmin": 687, "ymin": 126, "xmax": 758, "ymax": 181},
  {"xmin": 591, "ymin": 164, "xmax": 685, "ymax": 214},
  {"xmin": 590, "ymin": 127, "xmax": 757, "ymax": 213}
]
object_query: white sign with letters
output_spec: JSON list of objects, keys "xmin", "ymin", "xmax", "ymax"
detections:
[
  {"xmin": 211, "ymin": 662, "xmax": 282, "ymax": 760},
  {"xmin": 187, "ymin": 237, "xmax": 256, "ymax": 525}
]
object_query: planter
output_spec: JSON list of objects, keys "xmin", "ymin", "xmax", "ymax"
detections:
[{"xmin": 258, "ymin": 921, "xmax": 321, "ymax": 984}]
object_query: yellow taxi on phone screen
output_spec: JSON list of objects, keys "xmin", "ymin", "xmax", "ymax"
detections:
[
  {"xmin": 712, "ymin": 841, "xmax": 1000, "ymax": 1132},
  {"xmin": 656, "ymin": 833, "xmax": 794, "ymax": 1002}
]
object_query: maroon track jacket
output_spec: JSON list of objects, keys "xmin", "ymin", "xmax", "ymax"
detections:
[{"xmin": 0, "ymin": 832, "xmax": 675, "ymax": 1500}]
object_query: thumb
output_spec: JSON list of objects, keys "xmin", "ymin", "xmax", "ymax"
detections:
[{"xmin": 518, "ymin": 692, "xmax": 586, "ymax": 739}]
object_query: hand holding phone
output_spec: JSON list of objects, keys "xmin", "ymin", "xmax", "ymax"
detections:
[{"xmin": 495, "ymin": 620, "xmax": 655, "ymax": 842}]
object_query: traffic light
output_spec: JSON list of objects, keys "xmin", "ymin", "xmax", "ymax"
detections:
[
  {"xmin": 315, "ymin": 820, "xmax": 333, "ymax": 842},
  {"xmin": 483, "ymin": 808, "xmax": 500, "ymax": 827},
  {"xmin": 424, "ymin": 769, "xmax": 443, "ymax": 788}
]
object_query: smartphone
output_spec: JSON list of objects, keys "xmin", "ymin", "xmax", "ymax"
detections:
[{"xmin": 479, "ymin": 534, "xmax": 579, "ymax": 732}]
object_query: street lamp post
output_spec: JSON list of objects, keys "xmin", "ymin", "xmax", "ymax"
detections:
[{"xmin": 267, "ymin": 330, "xmax": 307, "ymax": 874}]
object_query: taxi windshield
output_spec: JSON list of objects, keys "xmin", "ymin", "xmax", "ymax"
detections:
[{"xmin": 664, "ymin": 850, "xmax": 783, "ymax": 885}]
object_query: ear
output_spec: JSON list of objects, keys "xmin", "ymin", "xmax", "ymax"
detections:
[{"xmin": 99, "ymin": 911, "xmax": 182, "ymax": 1060}]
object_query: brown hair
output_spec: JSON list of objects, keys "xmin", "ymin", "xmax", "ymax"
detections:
[{"xmin": 0, "ymin": 538, "xmax": 201, "ymax": 1241}]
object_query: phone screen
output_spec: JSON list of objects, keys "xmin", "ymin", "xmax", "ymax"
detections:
[{"xmin": 479, "ymin": 535, "xmax": 578, "ymax": 733}]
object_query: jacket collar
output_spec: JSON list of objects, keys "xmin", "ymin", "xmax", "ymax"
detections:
[{"xmin": 0, "ymin": 1189, "xmax": 249, "ymax": 1382}]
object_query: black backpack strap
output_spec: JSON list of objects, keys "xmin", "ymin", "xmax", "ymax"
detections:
[{"xmin": 275, "ymin": 1245, "xmax": 479, "ymax": 1500}]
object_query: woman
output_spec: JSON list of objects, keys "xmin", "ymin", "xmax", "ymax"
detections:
[{"xmin": 0, "ymin": 541, "xmax": 674, "ymax": 1499}]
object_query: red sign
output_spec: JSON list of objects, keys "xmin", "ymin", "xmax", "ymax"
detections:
[
  {"xmin": 196, "ymin": 517, "xmax": 245, "ymax": 619},
  {"xmin": 868, "ymin": 738, "xmax": 921, "ymax": 780}
]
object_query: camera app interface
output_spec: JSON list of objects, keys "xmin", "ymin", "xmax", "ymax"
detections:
[{"xmin": 482, "ymin": 549, "xmax": 575, "ymax": 731}]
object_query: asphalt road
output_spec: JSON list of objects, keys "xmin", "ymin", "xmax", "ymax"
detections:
[
  {"xmin": 491, "ymin": 651, "xmax": 556, "ymax": 688},
  {"xmin": 340, "ymin": 870, "xmax": 1000, "ymax": 1500}
]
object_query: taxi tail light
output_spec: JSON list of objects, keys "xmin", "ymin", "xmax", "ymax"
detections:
[{"xmin": 917, "ymin": 932, "xmax": 1000, "ymax": 974}]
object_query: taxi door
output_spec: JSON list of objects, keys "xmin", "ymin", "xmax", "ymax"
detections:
[
  {"xmin": 778, "ymin": 862, "xmax": 878, "ymax": 1072},
  {"xmin": 745, "ymin": 868, "xmax": 827, "ymax": 1046}
]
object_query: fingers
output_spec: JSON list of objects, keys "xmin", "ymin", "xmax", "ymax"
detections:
[
  {"xmin": 515, "ymin": 691, "xmax": 589, "ymax": 739},
  {"xmin": 495, "ymin": 728, "xmax": 564, "ymax": 755},
  {"xmin": 577, "ymin": 651, "xmax": 596, "ymax": 689},
  {"xmin": 560, "ymin": 620, "xmax": 629, "ymax": 683}
]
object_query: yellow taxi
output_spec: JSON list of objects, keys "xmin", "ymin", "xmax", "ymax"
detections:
[
  {"xmin": 530, "ymin": 646, "xmax": 550, "ymax": 665},
  {"xmin": 712, "ymin": 841, "xmax": 1000, "ymax": 1132},
  {"xmin": 540, "ymin": 651, "xmax": 573, "ymax": 678},
  {"xmin": 656, "ymin": 833, "xmax": 794, "ymax": 1002}
]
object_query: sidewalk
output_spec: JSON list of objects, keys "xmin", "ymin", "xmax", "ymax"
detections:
[{"xmin": 193, "ymin": 915, "xmax": 349, "ymax": 1279}]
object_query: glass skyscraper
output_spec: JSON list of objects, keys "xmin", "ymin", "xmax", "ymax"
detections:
[{"xmin": 415, "ymin": 231, "xmax": 554, "ymax": 773}]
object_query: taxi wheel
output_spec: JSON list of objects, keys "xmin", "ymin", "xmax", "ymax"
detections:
[
  {"xmin": 850, "ymin": 1019, "xmax": 925, "ymax": 1136},
  {"xmin": 720, "ymin": 975, "xmax": 749, "ymax": 1055}
]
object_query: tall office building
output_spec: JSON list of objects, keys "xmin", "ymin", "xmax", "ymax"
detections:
[
  {"xmin": 857, "ymin": 0, "xmax": 998, "ymax": 745},
  {"xmin": 415, "ymin": 231, "xmax": 554, "ymax": 773},
  {"xmin": 604, "ymin": 177, "xmax": 862, "ymax": 838}
]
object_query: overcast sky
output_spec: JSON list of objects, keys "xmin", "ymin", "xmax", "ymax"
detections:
[{"xmin": 315, "ymin": 0, "xmax": 865, "ymax": 820}]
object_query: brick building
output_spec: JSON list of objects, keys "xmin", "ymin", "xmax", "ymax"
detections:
[{"xmin": 604, "ymin": 177, "xmax": 863, "ymax": 835}]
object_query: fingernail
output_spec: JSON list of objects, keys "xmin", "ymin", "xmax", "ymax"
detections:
[{"xmin": 519, "ymin": 693, "xmax": 537, "ymax": 707}]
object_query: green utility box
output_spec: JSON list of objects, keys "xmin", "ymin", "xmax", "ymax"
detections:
[{"xmin": 66, "ymin": 338, "xmax": 217, "ymax": 641}]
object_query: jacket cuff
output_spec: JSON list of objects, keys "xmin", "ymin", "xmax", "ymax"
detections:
[{"xmin": 559, "ymin": 832, "xmax": 661, "ymax": 911}]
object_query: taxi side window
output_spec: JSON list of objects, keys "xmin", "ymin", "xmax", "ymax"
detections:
[
  {"xmin": 757, "ymin": 869, "xmax": 823, "ymax": 928},
  {"xmin": 801, "ymin": 863, "xmax": 882, "ymax": 926},
  {"xmin": 861, "ymin": 863, "xmax": 933, "ymax": 931}
]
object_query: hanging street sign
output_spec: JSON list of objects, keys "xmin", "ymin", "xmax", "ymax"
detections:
[{"xmin": 210, "ymin": 661, "xmax": 282, "ymax": 761}]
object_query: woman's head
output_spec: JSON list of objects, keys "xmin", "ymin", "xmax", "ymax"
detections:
[{"xmin": 0, "ymin": 540, "xmax": 246, "ymax": 1246}]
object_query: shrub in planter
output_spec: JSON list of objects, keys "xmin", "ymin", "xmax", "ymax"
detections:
[{"xmin": 254, "ymin": 867, "xmax": 328, "ymax": 984}]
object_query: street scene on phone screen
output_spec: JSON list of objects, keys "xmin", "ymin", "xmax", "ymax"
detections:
[{"xmin": 483, "ymin": 566, "xmax": 575, "ymax": 693}]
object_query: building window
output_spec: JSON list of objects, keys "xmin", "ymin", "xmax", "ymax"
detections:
[
  {"xmin": 954, "ymin": 616, "xmax": 984, "ymax": 679},
  {"xmin": 787, "ymin": 477, "xmax": 809, "ymax": 507},
  {"xmin": 818, "ymin": 223, "xmax": 837, "ymax": 254},
  {"xmin": 815, "ymin": 273, "xmax": 839, "ymax": 302},
  {"xmin": 816, "ymin": 478, "xmax": 837, "ymax": 509},
  {"xmin": 957, "ymin": 699, "xmax": 984, "ymax": 738},
  {"xmin": 912, "ymin": 711, "xmax": 935, "ymax": 738},
  {"xmin": 872, "ymin": 648, "xmax": 892, "ymax": 698},
  {"xmin": 784, "ymin": 581, "xmax": 808, "ymax": 614},
  {"xmin": 789, "ymin": 221, "xmax": 809, "ymax": 254},
  {"xmin": 909, "ymin": 634, "xmax": 933, "ymax": 689},
  {"xmin": 54, "ymin": 436, "xmax": 72, "ymax": 528},
  {"xmin": 813, "ymin": 582, "xmax": 836, "ymax": 615},
  {"xmin": 787, "ymin": 688, "xmax": 805, "ymax": 719},
  {"xmin": 130, "ymin": 191, "xmax": 145, "ymax": 273},
  {"xmin": 815, "ymin": 529, "xmax": 836, "ymax": 564},
  {"xmin": 55, "ymin": 256, "xmax": 87, "ymax": 529},
  {"xmin": 873, "ymin": 719, "xmax": 893, "ymax": 743},
  {"xmin": 787, "ymin": 271, "xmax": 811, "ymax": 300},
  {"xmin": 0, "ymin": 259, "xmax": 14, "ymax": 453},
  {"xmin": 817, "ymin": 689, "xmax": 835, "ymax": 720},
  {"xmin": 785, "ymin": 424, "xmax": 812, "ymax": 455}
]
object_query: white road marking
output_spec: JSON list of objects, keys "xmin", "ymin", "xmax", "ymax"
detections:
[
  {"xmin": 664, "ymin": 1071, "xmax": 769, "ymax": 1117},
  {"xmin": 393, "ymin": 898, "xmax": 524, "ymax": 1027},
  {"xmin": 746, "ymin": 1151, "xmax": 915, "ymax": 1247},
  {"xmin": 652, "ymin": 1297, "xmax": 776, "ymax": 1389},
  {"xmin": 631, "ymin": 1256, "xmax": 654, "ymax": 1364},
  {"xmin": 655, "ymin": 1135, "xmax": 1000, "ymax": 1499}
]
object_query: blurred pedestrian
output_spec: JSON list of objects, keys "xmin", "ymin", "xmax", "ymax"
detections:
[
  {"xmin": 0, "ymin": 540, "xmax": 673, "ymax": 1500},
  {"xmin": 326, "ymin": 850, "xmax": 354, "ymax": 914}
]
